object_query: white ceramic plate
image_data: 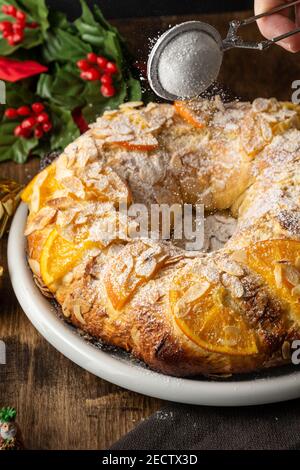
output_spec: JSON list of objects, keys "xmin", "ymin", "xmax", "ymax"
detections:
[{"xmin": 8, "ymin": 202, "xmax": 300, "ymax": 406}]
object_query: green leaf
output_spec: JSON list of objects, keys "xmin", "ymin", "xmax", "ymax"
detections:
[
  {"xmin": 49, "ymin": 104, "xmax": 80, "ymax": 150},
  {"xmin": 48, "ymin": 10, "xmax": 73, "ymax": 32},
  {"xmin": 37, "ymin": 64, "xmax": 85, "ymax": 110},
  {"xmin": 43, "ymin": 27, "xmax": 92, "ymax": 63},
  {"xmin": 75, "ymin": 0, "xmax": 106, "ymax": 37},
  {"xmin": 0, "ymin": 122, "xmax": 38, "ymax": 163},
  {"xmin": 17, "ymin": 0, "xmax": 49, "ymax": 34},
  {"xmin": 127, "ymin": 76, "xmax": 142, "ymax": 102},
  {"xmin": 5, "ymin": 81, "xmax": 35, "ymax": 106},
  {"xmin": 82, "ymin": 80, "xmax": 127, "ymax": 123},
  {"xmin": 0, "ymin": 0, "xmax": 47, "ymax": 55}
]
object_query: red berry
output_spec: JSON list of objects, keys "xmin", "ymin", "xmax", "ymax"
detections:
[
  {"xmin": 96, "ymin": 56, "xmax": 108, "ymax": 69},
  {"xmin": 2, "ymin": 29, "xmax": 12, "ymax": 38},
  {"xmin": 7, "ymin": 35, "xmax": 15, "ymax": 45},
  {"xmin": 31, "ymin": 102, "xmax": 45, "ymax": 114},
  {"xmin": 100, "ymin": 84, "xmax": 116, "ymax": 98},
  {"xmin": 14, "ymin": 125, "xmax": 27, "ymax": 138},
  {"xmin": 34, "ymin": 126, "xmax": 44, "ymax": 139},
  {"xmin": 16, "ymin": 10, "xmax": 26, "ymax": 22},
  {"xmin": 12, "ymin": 22, "xmax": 23, "ymax": 33},
  {"xmin": 84, "ymin": 68, "xmax": 101, "ymax": 81},
  {"xmin": 2, "ymin": 5, "xmax": 17, "ymax": 17},
  {"xmin": 0, "ymin": 21, "xmax": 12, "ymax": 32},
  {"xmin": 11, "ymin": 32, "xmax": 24, "ymax": 44},
  {"xmin": 4, "ymin": 108, "xmax": 18, "ymax": 119},
  {"xmin": 100, "ymin": 73, "xmax": 113, "ymax": 85},
  {"xmin": 80, "ymin": 71, "xmax": 89, "ymax": 80},
  {"xmin": 77, "ymin": 59, "xmax": 90, "ymax": 71},
  {"xmin": 36, "ymin": 112, "xmax": 49, "ymax": 124},
  {"xmin": 87, "ymin": 52, "xmax": 98, "ymax": 63},
  {"xmin": 21, "ymin": 117, "xmax": 36, "ymax": 130},
  {"xmin": 42, "ymin": 122, "xmax": 52, "ymax": 133},
  {"xmin": 105, "ymin": 62, "xmax": 118, "ymax": 74},
  {"xmin": 17, "ymin": 106, "xmax": 31, "ymax": 116}
]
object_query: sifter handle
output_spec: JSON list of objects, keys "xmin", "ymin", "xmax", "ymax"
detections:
[
  {"xmin": 223, "ymin": 0, "xmax": 300, "ymax": 51},
  {"xmin": 240, "ymin": 0, "xmax": 300, "ymax": 26}
]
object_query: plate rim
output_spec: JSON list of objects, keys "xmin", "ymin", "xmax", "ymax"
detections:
[{"xmin": 7, "ymin": 202, "xmax": 300, "ymax": 407}]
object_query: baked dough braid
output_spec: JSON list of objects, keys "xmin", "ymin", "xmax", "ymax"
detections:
[{"xmin": 22, "ymin": 98, "xmax": 300, "ymax": 377}]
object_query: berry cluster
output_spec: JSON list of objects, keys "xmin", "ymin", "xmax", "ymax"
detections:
[
  {"xmin": 0, "ymin": 4, "xmax": 38, "ymax": 46},
  {"xmin": 5, "ymin": 103, "xmax": 52, "ymax": 139},
  {"xmin": 77, "ymin": 52, "xmax": 118, "ymax": 98}
]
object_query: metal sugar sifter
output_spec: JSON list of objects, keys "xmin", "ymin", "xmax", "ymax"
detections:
[{"xmin": 148, "ymin": 0, "xmax": 300, "ymax": 100}]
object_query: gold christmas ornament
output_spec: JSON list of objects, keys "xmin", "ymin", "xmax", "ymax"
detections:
[{"xmin": 0, "ymin": 179, "xmax": 23, "ymax": 239}]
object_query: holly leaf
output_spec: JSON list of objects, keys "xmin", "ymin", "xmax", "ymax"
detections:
[
  {"xmin": 37, "ymin": 64, "xmax": 85, "ymax": 110},
  {"xmin": 48, "ymin": 10, "xmax": 72, "ymax": 32},
  {"xmin": 49, "ymin": 104, "xmax": 80, "ymax": 150},
  {"xmin": 17, "ymin": 0, "xmax": 49, "ymax": 34},
  {"xmin": 74, "ymin": 0, "xmax": 123, "ymax": 67},
  {"xmin": 4, "ymin": 80, "xmax": 35, "ymax": 105},
  {"xmin": 0, "ymin": 121, "xmax": 38, "ymax": 163},
  {"xmin": 82, "ymin": 80, "xmax": 127, "ymax": 123},
  {"xmin": 0, "ymin": 0, "xmax": 46, "ymax": 55},
  {"xmin": 127, "ymin": 75, "xmax": 142, "ymax": 102},
  {"xmin": 75, "ymin": 0, "xmax": 106, "ymax": 40},
  {"xmin": 42, "ymin": 27, "xmax": 92, "ymax": 63}
]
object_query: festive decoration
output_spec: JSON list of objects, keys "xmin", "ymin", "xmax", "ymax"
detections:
[
  {"xmin": 0, "ymin": 407, "xmax": 24, "ymax": 450},
  {"xmin": 0, "ymin": 57, "xmax": 48, "ymax": 82},
  {"xmin": 0, "ymin": 178, "xmax": 23, "ymax": 238},
  {"xmin": 5, "ymin": 101, "xmax": 52, "ymax": 139},
  {"xmin": 77, "ymin": 52, "xmax": 118, "ymax": 97},
  {"xmin": 0, "ymin": 4, "xmax": 38, "ymax": 46},
  {"xmin": 0, "ymin": 0, "xmax": 142, "ymax": 163}
]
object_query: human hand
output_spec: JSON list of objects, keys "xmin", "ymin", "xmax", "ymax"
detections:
[{"xmin": 255, "ymin": 0, "xmax": 300, "ymax": 52}]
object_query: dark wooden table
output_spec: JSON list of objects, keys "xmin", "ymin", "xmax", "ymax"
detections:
[{"xmin": 1, "ymin": 11, "xmax": 300, "ymax": 450}]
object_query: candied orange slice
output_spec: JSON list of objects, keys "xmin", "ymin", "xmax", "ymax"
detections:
[
  {"xmin": 243, "ymin": 239, "xmax": 300, "ymax": 320},
  {"xmin": 40, "ymin": 228, "xmax": 97, "ymax": 290},
  {"xmin": 105, "ymin": 242, "xmax": 167, "ymax": 310},
  {"xmin": 170, "ymin": 272, "xmax": 258, "ymax": 356},
  {"xmin": 174, "ymin": 101, "xmax": 206, "ymax": 129},
  {"xmin": 22, "ymin": 164, "xmax": 63, "ymax": 209}
]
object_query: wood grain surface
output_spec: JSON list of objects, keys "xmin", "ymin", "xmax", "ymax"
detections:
[{"xmin": 0, "ymin": 10, "xmax": 300, "ymax": 450}]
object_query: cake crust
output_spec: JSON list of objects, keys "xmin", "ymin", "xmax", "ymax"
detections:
[{"xmin": 22, "ymin": 98, "xmax": 300, "ymax": 377}]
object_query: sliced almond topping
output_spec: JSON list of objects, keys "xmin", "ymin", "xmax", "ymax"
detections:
[
  {"xmin": 61, "ymin": 177, "xmax": 85, "ymax": 199},
  {"xmin": 231, "ymin": 250, "xmax": 248, "ymax": 264},
  {"xmin": 62, "ymin": 306, "xmax": 71, "ymax": 318},
  {"xmin": 252, "ymin": 98, "xmax": 270, "ymax": 113},
  {"xmin": 119, "ymin": 101, "xmax": 143, "ymax": 109},
  {"xmin": 24, "ymin": 207, "xmax": 56, "ymax": 236},
  {"xmin": 28, "ymin": 258, "xmax": 41, "ymax": 277},
  {"xmin": 201, "ymin": 264, "xmax": 220, "ymax": 283},
  {"xmin": 216, "ymin": 257, "xmax": 244, "ymax": 277},
  {"xmin": 291, "ymin": 285, "xmax": 300, "ymax": 297},
  {"xmin": 260, "ymin": 119, "xmax": 273, "ymax": 142},
  {"xmin": 174, "ymin": 281, "xmax": 210, "ymax": 319},
  {"xmin": 221, "ymin": 273, "xmax": 244, "ymax": 299},
  {"xmin": 30, "ymin": 170, "xmax": 48, "ymax": 213},
  {"xmin": 283, "ymin": 264, "xmax": 300, "ymax": 287},
  {"xmin": 135, "ymin": 257, "xmax": 157, "ymax": 278},
  {"xmin": 183, "ymin": 281, "xmax": 210, "ymax": 303},
  {"xmin": 73, "ymin": 305, "xmax": 86, "ymax": 325},
  {"xmin": 170, "ymin": 154, "xmax": 183, "ymax": 171},
  {"xmin": 274, "ymin": 264, "xmax": 283, "ymax": 289},
  {"xmin": 47, "ymin": 197, "xmax": 74, "ymax": 210}
]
